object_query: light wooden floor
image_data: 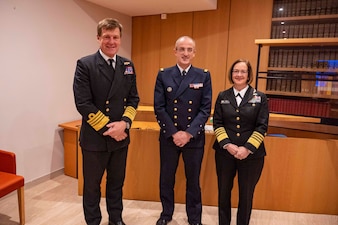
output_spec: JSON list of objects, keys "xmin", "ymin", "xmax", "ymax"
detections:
[{"xmin": 0, "ymin": 173, "xmax": 337, "ymax": 225}]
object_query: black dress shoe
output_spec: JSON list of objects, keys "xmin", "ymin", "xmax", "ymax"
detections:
[
  {"xmin": 109, "ymin": 221, "xmax": 126, "ymax": 225},
  {"xmin": 156, "ymin": 218, "xmax": 171, "ymax": 225}
]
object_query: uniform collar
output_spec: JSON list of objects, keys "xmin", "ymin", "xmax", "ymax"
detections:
[
  {"xmin": 233, "ymin": 85, "xmax": 249, "ymax": 97},
  {"xmin": 177, "ymin": 64, "xmax": 192, "ymax": 74},
  {"xmin": 99, "ymin": 49, "xmax": 116, "ymax": 65}
]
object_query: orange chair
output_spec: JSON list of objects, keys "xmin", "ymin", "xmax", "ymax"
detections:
[{"xmin": 0, "ymin": 149, "xmax": 25, "ymax": 225}]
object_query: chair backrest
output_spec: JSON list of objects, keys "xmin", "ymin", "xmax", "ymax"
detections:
[{"xmin": 0, "ymin": 149, "xmax": 17, "ymax": 174}]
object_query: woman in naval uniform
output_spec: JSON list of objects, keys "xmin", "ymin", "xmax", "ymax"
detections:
[{"xmin": 212, "ymin": 59, "xmax": 269, "ymax": 225}]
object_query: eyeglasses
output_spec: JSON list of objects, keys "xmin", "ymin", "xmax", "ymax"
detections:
[
  {"xmin": 232, "ymin": 70, "xmax": 248, "ymax": 74},
  {"xmin": 176, "ymin": 47, "xmax": 194, "ymax": 53}
]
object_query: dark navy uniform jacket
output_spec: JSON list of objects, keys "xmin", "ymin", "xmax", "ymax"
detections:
[
  {"xmin": 213, "ymin": 86, "xmax": 269, "ymax": 158},
  {"xmin": 73, "ymin": 51, "xmax": 139, "ymax": 152},
  {"xmin": 154, "ymin": 65, "xmax": 212, "ymax": 148}
]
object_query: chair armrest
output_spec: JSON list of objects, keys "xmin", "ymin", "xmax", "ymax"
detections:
[{"xmin": 0, "ymin": 149, "xmax": 16, "ymax": 174}]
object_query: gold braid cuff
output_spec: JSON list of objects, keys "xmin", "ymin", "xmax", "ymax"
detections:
[
  {"xmin": 87, "ymin": 111, "xmax": 109, "ymax": 131},
  {"xmin": 214, "ymin": 127, "xmax": 228, "ymax": 143},
  {"xmin": 122, "ymin": 106, "xmax": 137, "ymax": 121},
  {"xmin": 247, "ymin": 131, "xmax": 264, "ymax": 149}
]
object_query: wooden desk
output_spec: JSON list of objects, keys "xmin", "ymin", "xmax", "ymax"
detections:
[
  {"xmin": 126, "ymin": 128, "xmax": 338, "ymax": 215},
  {"xmin": 135, "ymin": 105, "xmax": 322, "ymax": 123},
  {"xmin": 59, "ymin": 114, "xmax": 338, "ymax": 215},
  {"xmin": 58, "ymin": 120, "xmax": 81, "ymax": 178}
]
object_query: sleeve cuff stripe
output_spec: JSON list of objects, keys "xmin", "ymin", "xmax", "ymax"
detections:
[
  {"xmin": 248, "ymin": 131, "xmax": 264, "ymax": 148},
  {"xmin": 214, "ymin": 127, "xmax": 228, "ymax": 143},
  {"xmin": 87, "ymin": 111, "xmax": 109, "ymax": 131},
  {"xmin": 87, "ymin": 111, "xmax": 105, "ymax": 125},
  {"xmin": 123, "ymin": 106, "xmax": 137, "ymax": 121},
  {"xmin": 90, "ymin": 113, "xmax": 105, "ymax": 125}
]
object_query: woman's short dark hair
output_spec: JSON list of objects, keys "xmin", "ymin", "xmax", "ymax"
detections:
[{"xmin": 228, "ymin": 59, "xmax": 254, "ymax": 84}]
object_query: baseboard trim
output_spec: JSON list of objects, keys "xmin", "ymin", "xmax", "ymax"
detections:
[{"xmin": 25, "ymin": 169, "xmax": 65, "ymax": 189}]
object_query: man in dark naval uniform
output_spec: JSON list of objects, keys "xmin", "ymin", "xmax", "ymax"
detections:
[
  {"xmin": 154, "ymin": 36, "xmax": 212, "ymax": 225},
  {"xmin": 73, "ymin": 18, "xmax": 139, "ymax": 225}
]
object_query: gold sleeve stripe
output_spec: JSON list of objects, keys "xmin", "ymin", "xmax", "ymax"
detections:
[
  {"xmin": 247, "ymin": 131, "xmax": 264, "ymax": 149},
  {"xmin": 87, "ymin": 111, "xmax": 109, "ymax": 131},
  {"xmin": 214, "ymin": 127, "xmax": 228, "ymax": 143},
  {"xmin": 122, "ymin": 106, "xmax": 137, "ymax": 121}
]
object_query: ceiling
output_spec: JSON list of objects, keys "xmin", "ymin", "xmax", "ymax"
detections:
[{"xmin": 86, "ymin": 0, "xmax": 217, "ymax": 16}]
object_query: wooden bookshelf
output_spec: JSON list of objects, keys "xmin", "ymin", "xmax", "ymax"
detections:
[
  {"xmin": 272, "ymin": 14, "xmax": 338, "ymax": 22},
  {"xmin": 255, "ymin": 0, "xmax": 338, "ymax": 123},
  {"xmin": 255, "ymin": 38, "xmax": 338, "ymax": 46},
  {"xmin": 265, "ymin": 90, "xmax": 338, "ymax": 99},
  {"xmin": 267, "ymin": 67, "xmax": 338, "ymax": 72}
]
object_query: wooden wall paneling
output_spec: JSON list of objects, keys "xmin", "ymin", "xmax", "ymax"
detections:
[
  {"xmin": 131, "ymin": 0, "xmax": 274, "ymax": 105},
  {"xmin": 193, "ymin": 0, "xmax": 231, "ymax": 106},
  {"xmin": 132, "ymin": 16, "xmax": 161, "ymax": 106},
  {"xmin": 227, "ymin": 0, "xmax": 273, "ymax": 90},
  {"xmin": 159, "ymin": 12, "xmax": 194, "ymax": 68}
]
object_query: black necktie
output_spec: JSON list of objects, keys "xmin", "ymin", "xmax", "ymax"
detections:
[
  {"xmin": 179, "ymin": 70, "xmax": 186, "ymax": 82},
  {"xmin": 236, "ymin": 93, "xmax": 242, "ymax": 106},
  {"xmin": 236, "ymin": 93, "xmax": 242, "ymax": 99},
  {"xmin": 108, "ymin": 59, "xmax": 115, "ymax": 70}
]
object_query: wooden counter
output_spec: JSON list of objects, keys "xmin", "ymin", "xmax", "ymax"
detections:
[
  {"xmin": 135, "ymin": 106, "xmax": 323, "ymax": 124},
  {"xmin": 125, "ymin": 127, "xmax": 338, "ymax": 215},
  {"xmin": 59, "ymin": 119, "xmax": 338, "ymax": 215},
  {"xmin": 58, "ymin": 120, "xmax": 81, "ymax": 178}
]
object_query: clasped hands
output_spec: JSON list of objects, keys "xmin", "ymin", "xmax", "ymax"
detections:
[
  {"xmin": 172, "ymin": 131, "xmax": 192, "ymax": 147},
  {"xmin": 225, "ymin": 143, "xmax": 250, "ymax": 160},
  {"xmin": 103, "ymin": 121, "xmax": 128, "ymax": 141}
]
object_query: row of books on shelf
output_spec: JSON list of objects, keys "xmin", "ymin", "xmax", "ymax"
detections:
[
  {"xmin": 272, "ymin": 0, "xmax": 337, "ymax": 18},
  {"xmin": 302, "ymin": 74, "xmax": 338, "ymax": 95},
  {"xmin": 268, "ymin": 47, "xmax": 338, "ymax": 69},
  {"xmin": 265, "ymin": 73, "xmax": 338, "ymax": 96},
  {"xmin": 268, "ymin": 97, "xmax": 331, "ymax": 117},
  {"xmin": 271, "ymin": 22, "xmax": 338, "ymax": 39},
  {"xmin": 266, "ymin": 74, "xmax": 301, "ymax": 93}
]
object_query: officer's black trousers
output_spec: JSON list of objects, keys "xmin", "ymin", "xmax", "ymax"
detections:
[
  {"xmin": 82, "ymin": 147, "xmax": 128, "ymax": 225},
  {"xmin": 215, "ymin": 150, "xmax": 264, "ymax": 225}
]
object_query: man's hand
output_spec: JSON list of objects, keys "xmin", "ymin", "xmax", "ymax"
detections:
[
  {"xmin": 103, "ymin": 121, "xmax": 128, "ymax": 141},
  {"xmin": 172, "ymin": 131, "xmax": 192, "ymax": 147}
]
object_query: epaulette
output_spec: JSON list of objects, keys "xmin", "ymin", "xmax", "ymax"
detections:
[{"xmin": 204, "ymin": 69, "xmax": 208, "ymax": 72}]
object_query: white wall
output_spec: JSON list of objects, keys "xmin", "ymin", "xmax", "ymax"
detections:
[{"xmin": 0, "ymin": 0, "xmax": 132, "ymax": 183}]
